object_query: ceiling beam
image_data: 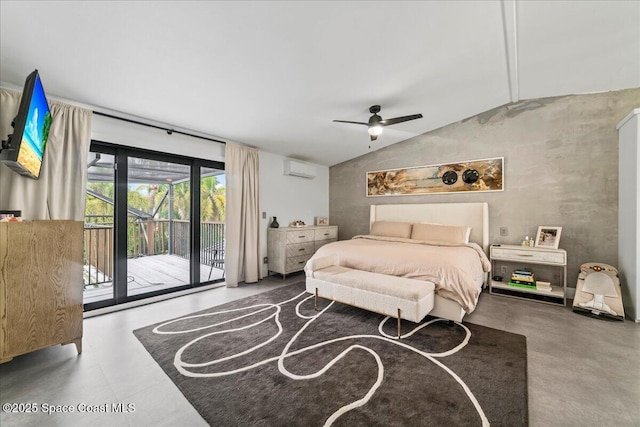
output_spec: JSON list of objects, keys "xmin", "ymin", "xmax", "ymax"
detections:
[{"xmin": 501, "ymin": 0, "xmax": 520, "ymax": 103}]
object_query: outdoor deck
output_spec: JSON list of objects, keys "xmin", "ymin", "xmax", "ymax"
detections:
[{"xmin": 83, "ymin": 254, "xmax": 225, "ymax": 304}]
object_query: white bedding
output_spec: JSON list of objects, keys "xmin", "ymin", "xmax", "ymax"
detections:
[{"xmin": 306, "ymin": 234, "xmax": 491, "ymax": 314}]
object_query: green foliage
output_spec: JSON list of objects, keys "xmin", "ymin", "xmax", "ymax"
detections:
[
  {"xmin": 85, "ymin": 176, "xmax": 225, "ymax": 223},
  {"xmin": 85, "ymin": 182, "xmax": 114, "ymax": 223},
  {"xmin": 201, "ymin": 176, "xmax": 225, "ymax": 222},
  {"xmin": 84, "ymin": 174, "xmax": 225, "ymax": 261}
]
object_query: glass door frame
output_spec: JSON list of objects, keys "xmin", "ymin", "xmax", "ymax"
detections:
[{"xmin": 84, "ymin": 141, "xmax": 225, "ymax": 311}]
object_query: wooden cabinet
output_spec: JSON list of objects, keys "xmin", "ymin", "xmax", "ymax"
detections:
[
  {"xmin": 489, "ymin": 244, "xmax": 567, "ymax": 306},
  {"xmin": 267, "ymin": 225, "xmax": 338, "ymax": 278},
  {"xmin": 0, "ymin": 220, "xmax": 83, "ymax": 363}
]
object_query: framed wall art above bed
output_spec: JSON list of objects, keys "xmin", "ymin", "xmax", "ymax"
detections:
[{"xmin": 366, "ymin": 157, "xmax": 503, "ymax": 197}]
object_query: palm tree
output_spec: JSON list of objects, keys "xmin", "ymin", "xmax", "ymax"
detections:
[
  {"xmin": 172, "ymin": 181, "xmax": 190, "ymax": 220},
  {"xmin": 201, "ymin": 176, "xmax": 225, "ymax": 222}
]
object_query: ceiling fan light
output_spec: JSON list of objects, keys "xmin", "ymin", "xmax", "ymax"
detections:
[{"xmin": 368, "ymin": 125, "xmax": 383, "ymax": 136}]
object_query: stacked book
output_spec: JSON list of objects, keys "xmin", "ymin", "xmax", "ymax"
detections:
[
  {"xmin": 509, "ymin": 269, "xmax": 536, "ymax": 289},
  {"xmin": 536, "ymin": 281, "xmax": 552, "ymax": 292}
]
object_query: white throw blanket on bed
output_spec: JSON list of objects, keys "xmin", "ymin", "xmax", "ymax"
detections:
[{"xmin": 306, "ymin": 235, "xmax": 491, "ymax": 314}]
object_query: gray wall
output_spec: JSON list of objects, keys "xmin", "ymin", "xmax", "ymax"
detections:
[{"xmin": 330, "ymin": 88, "xmax": 640, "ymax": 287}]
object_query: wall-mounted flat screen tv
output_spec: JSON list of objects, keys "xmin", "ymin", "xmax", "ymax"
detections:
[{"xmin": 0, "ymin": 69, "xmax": 52, "ymax": 179}]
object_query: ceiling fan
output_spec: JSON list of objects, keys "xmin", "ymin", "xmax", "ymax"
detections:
[{"xmin": 334, "ymin": 105, "xmax": 423, "ymax": 142}]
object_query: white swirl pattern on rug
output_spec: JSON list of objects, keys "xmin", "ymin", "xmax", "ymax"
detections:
[{"xmin": 152, "ymin": 291, "xmax": 489, "ymax": 427}]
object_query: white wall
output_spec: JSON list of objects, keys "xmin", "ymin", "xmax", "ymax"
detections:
[
  {"xmin": 617, "ymin": 109, "xmax": 640, "ymax": 322},
  {"xmin": 92, "ymin": 114, "xmax": 225, "ymax": 161},
  {"xmin": 259, "ymin": 151, "xmax": 329, "ymax": 277}
]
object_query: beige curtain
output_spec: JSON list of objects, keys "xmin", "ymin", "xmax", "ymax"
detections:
[
  {"xmin": 225, "ymin": 143, "xmax": 262, "ymax": 287},
  {"xmin": 0, "ymin": 88, "xmax": 92, "ymax": 220}
]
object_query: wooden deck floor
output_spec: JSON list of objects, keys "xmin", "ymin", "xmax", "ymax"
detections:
[{"xmin": 83, "ymin": 254, "xmax": 224, "ymax": 304}]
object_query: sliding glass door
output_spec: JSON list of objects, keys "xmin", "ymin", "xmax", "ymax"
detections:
[
  {"xmin": 126, "ymin": 157, "xmax": 192, "ymax": 297},
  {"xmin": 83, "ymin": 143, "xmax": 225, "ymax": 310},
  {"xmin": 83, "ymin": 151, "xmax": 115, "ymax": 305}
]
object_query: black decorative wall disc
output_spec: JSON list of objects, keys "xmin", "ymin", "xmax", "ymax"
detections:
[
  {"xmin": 442, "ymin": 170, "xmax": 458, "ymax": 185},
  {"xmin": 462, "ymin": 169, "xmax": 479, "ymax": 184}
]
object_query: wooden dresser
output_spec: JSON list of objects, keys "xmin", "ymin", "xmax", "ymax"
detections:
[
  {"xmin": 0, "ymin": 220, "xmax": 83, "ymax": 363},
  {"xmin": 267, "ymin": 225, "xmax": 338, "ymax": 278}
]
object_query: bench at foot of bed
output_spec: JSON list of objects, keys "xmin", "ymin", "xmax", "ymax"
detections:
[{"xmin": 306, "ymin": 265, "xmax": 435, "ymax": 338}]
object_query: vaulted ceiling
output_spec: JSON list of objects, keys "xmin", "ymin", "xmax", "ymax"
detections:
[{"xmin": 1, "ymin": 1, "xmax": 638, "ymax": 166}]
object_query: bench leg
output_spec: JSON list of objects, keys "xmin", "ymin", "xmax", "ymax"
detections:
[
  {"xmin": 314, "ymin": 288, "xmax": 318, "ymax": 311},
  {"xmin": 397, "ymin": 308, "xmax": 401, "ymax": 339}
]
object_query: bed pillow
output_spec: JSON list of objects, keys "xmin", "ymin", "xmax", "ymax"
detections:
[
  {"xmin": 411, "ymin": 223, "xmax": 472, "ymax": 244},
  {"xmin": 370, "ymin": 221, "xmax": 413, "ymax": 239}
]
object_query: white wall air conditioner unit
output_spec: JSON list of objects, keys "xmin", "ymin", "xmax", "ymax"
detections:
[{"xmin": 283, "ymin": 159, "xmax": 316, "ymax": 179}]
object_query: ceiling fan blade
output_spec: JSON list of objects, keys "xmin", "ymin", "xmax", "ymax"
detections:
[
  {"xmin": 380, "ymin": 114, "xmax": 423, "ymax": 126},
  {"xmin": 333, "ymin": 120, "xmax": 369, "ymax": 126}
]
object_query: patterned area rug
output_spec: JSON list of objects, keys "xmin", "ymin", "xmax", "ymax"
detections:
[{"xmin": 134, "ymin": 282, "xmax": 528, "ymax": 426}]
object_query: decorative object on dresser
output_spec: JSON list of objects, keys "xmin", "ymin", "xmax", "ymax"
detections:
[
  {"xmin": 521, "ymin": 235, "xmax": 534, "ymax": 247},
  {"xmin": 267, "ymin": 225, "xmax": 338, "ymax": 278},
  {"xmin": 0, "ymin": 220, "xmax": 83, "ymax": 363},
  {"xmin": 534, "ymin": 226, "xmax": 562, "ymax": 249},
  {"xmin": 315, "ymin": 216, "xmax": 328, "ymax": 226},
  {"xmin": 490, "ymin": 244, "xmax": 567, "ymax": 306},
  {"xmin": 269, "ymin": 216, "xmax": 279, "ymax": 228}
]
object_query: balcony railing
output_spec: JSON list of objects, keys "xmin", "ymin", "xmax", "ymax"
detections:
[{"xmin": 83, "ymin": 218, "xmax": 225, "ymax": 288}]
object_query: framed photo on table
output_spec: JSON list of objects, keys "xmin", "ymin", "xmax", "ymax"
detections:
[
  {"xmin": 315, "ymin": 216, "xmax": 328, "ymax": 226},
  {"xmin": 535, "ymin": 226, "xmax": 562, "ymax": 249}
]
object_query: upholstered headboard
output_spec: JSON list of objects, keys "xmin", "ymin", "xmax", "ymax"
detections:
[{"xmin": 369, "ymin": 202, "xmax": 489, "ymax": 254}]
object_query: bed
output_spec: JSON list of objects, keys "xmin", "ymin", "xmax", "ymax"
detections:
[{"xmin": 305, "ymin": 202, "xmax": 490, "ymax": 322}]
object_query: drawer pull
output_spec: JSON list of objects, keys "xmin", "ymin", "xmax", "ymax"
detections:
[
  {"xmin": 517, "ymin": 254, "xmax": 534, "ymax": 257},
  {"xmin": 298, "ymin": 261, "xmax": 305, "ymax": 264},
  {"xmin": 298, "ymin": 236, "xmax": 305, "ymax": 238},
  {"xmin": 323, "ymin": 233, "xmax": 329, "ymax": 236},
  {"xmin": 298, "ymin": 248, "xmax": 305, "ymax": 251}
]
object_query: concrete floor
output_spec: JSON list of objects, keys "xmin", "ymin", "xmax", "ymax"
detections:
[{"xmin": 1, "ymin": 274, "xmax": 638, "ymax": 427}]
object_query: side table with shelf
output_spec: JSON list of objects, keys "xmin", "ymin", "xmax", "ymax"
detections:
[{"xmin": 489, "ymin": 244, "xmax": 567, "ymax": 306}]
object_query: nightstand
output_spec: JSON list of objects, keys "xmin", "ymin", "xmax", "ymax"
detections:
[{"xmin": 489, "ymin": 244, "xmax": 567, "ymax": 306}]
